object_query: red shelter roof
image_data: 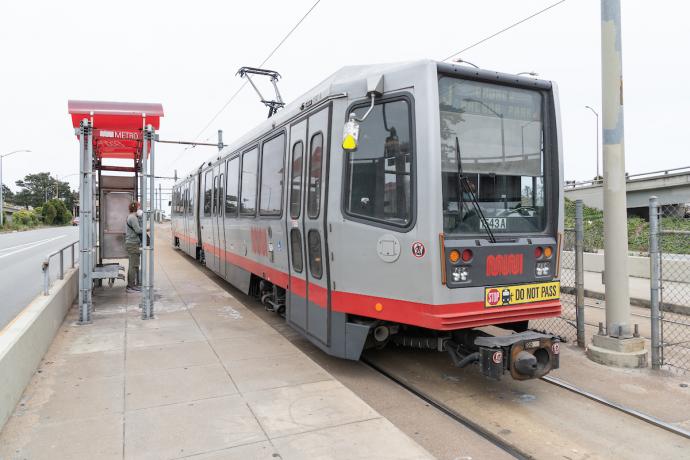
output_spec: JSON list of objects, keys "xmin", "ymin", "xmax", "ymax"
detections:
[{"xmin": 68, "ymin": 100, "xmax": 164, "ymax": 160}]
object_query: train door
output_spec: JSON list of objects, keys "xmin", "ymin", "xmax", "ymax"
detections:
[
  {"xmin": 215, "ymin": 164, "xmax": 226, "ymax": 278},
  {"xmin": 182, "ymin": 184, "xmax": 189, "ymax": 254},
  {"xmin": 208, "ymin": 168, "xmax": 221, "ymax": 273},
  {"xmin": 201, "ymin": 169, "xmax": 213, "ymax": 266},
  {"xmin": 287, "ymin": 107, "xmax": 331, "ymax": 344}
]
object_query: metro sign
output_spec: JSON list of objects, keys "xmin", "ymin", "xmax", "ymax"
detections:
[{"xmin": 95, "ymin": 129, "xmax": 141, "ymax": 140}]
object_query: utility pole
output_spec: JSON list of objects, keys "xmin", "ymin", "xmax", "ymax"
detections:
[{"xmin": 587, "ymin": 0, "xmax": 647, "ymax": 368}]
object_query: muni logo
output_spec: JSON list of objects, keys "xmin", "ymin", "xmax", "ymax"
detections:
[{"xmin": 486, "ymin": 254, "xmax": 524, "ymax": 277}]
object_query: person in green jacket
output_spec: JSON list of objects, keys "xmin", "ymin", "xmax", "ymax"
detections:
[{"xmin": 125, "ymin": 201, "xmax": 143, "ymax": 292}]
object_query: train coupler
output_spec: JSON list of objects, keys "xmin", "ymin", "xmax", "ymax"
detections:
[{"xmin": 474, "ymin": 331, "xmax": 560, "ymax": 381}]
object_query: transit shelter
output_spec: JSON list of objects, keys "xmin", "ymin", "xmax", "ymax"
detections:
[{"xmin": 68, "ymin": 100, "xmax": 164, "ymax": 322}]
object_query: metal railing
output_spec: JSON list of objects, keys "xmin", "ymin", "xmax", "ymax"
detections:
[{"xmin": 42, "ymin": 240, "xmax": 79, "ymax": 295}]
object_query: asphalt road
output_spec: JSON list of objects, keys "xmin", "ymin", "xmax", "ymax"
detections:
[{"xmin": 0, "ymin": 225, "xmax": 79, "ymax": 329}]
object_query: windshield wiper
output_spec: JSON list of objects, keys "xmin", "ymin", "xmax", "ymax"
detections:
[{"xmin": 455, "ymin": 137, "xmax": 496, "ymax": 243}]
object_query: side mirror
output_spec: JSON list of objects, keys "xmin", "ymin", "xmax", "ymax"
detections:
[{"xmin": 342, "ymin": 74, "xmax": 384, "ymax": 152}]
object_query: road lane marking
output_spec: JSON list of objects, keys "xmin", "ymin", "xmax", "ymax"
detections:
[
  {"xmin": 0, "ymin": 235, "xmax": 66, "ymax": 260},
  {"xmin": 0, "ymin": 236, "xmax": 68, "ymax": 253}
]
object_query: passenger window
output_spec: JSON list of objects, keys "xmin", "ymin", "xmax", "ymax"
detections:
[
  {"xmin": 188, "ymin": 185, "xmax": 194, "ymax": 216},
  {"xmin": 203, "ymin": 171, "xmax": 212, "ymax": 216},
  {"xmin": 226, "ymin": 157, "xmax": 239, "ymax": 216},
  {"xmin": 212, "ymin": 176, "xmax": 218, "ymax": 215},
  {"xmin": 290, "ymin": 228, "xmax": 303, "ymax": 273},
  {"xmin": 307, "ymin": 133, "xmax": 323, "ymax": 219},
  {"xmin": 345, "ymin": 99, "xmax": 413, "ymax": 227},
  {"xmin": 260, "ymin": 133, "xmax": 285, "ymax": 216},
  {"xmin": 218, "ymin": 174, "xmax": 224, "ymax": 216},
  {"xmin": 241, "ymin": 148, "xmax": 258, "ymax": 215},
  {"xmin": 307, "ymin": 230, "xmax": 322, "ymax": 279},
  {"xmin": 290, "ymin": 142, "xmax": 303, "ymax": 219}
]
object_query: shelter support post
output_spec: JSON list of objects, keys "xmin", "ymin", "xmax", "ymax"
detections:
[
  {"xmin": 141, "ymin": 125, "xmax": 155, "ymax": 319},
  {"xmin": 78, "ymin": 119, "xmax": 93, "ymax": 324}
]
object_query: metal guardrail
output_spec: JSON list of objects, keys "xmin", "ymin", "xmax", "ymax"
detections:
[
  {"xmin": 565, "ymin": 165, "xmax": 690, "ymax": 189},
  {"xmin": 42, "ymin": 240, "xmax": 78, "ymax": 295}
]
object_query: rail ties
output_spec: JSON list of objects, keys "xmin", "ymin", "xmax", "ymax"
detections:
[{"xmin": 361, "ymin": 358, "xmax": 532, "ymax": 460}]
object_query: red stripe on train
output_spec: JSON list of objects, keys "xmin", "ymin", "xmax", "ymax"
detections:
[
  {"xmin": 197, "ymin": 241, "xmax": 562, "ymax": 330},
  {"xmin": 174, "ymin": 232, "xmax": 198, "ymax": 245}
]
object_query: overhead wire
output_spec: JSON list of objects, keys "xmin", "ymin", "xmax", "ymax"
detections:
[
  {"xmin": 167, "ymin": 0, "xmax": 323, "ymax": 170},
  {"xmin": 442, "ymin": 0, "xmax": 567, "ymax": 61}
]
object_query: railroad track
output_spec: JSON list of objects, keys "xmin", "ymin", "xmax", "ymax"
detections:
[
  {"xmin": 361, "ymin": 357, "xmax": 533, "ymax": 460},
  {"xmin": 362, "ymin": 357, "xmax": 690, "ymax": 460},
  {"xmin": 540, "ymin": 375, "xmax": 690, "ymax": 440}
]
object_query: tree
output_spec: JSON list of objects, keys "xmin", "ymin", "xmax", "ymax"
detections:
[
  {"xmin": 1, "ymin": 184, "xmax": 13, "ymax": 203},
  {"xmin": 14, "ymin": 172, "xmax": 75, "ymax": 209}
]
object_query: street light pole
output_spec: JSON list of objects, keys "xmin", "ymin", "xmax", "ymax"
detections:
[
  {"xmin": 0, "ymin": 149, "xmax": 31, "ymax": 227},
  {"xmin": 585, "ymin": 105, "xmax": 600, "ymax": 179}
]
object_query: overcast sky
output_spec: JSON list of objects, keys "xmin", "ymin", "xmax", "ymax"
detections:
[{"xmin": 1, "ymin": 0, "xmax": 687, "ymax": 198}]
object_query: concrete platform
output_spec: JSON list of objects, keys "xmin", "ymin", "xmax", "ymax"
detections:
[{"xmin": 0, "ymin": 231, "xmax": 433, "ymax": 459}]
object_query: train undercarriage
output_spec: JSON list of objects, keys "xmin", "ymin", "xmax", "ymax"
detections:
[{"xmin": 252, "ymin": 276, "xmax": 560, "ymax": 381}]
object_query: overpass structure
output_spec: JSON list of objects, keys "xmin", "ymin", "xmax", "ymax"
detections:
[{"xmin": 565, "ymin": 166, "xmax": 690, "ymax": 217}]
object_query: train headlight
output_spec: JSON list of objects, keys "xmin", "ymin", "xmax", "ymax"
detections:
[
  {"xmin": 536, "ymin": 262, "xmax": 550, "ymax": 276},
  {"xmin": 451, "ymin": 266, "xmax": 469, "ymax": 282}
]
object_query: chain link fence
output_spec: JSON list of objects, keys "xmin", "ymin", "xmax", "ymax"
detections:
[
  {"xmin": 530, "ymin": 228, "xmax": 579, "ymax": 344},
  {"xmin": 650, "ymin": 197, "xmax": 690, "ymax": 374}
]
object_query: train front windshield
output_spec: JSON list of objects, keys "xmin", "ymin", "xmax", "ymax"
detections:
[{"xmin": 439, "ymin": 76, "xmax": 547, "ymax": 235}]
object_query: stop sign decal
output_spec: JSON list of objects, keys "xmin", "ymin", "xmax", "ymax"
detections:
[{"xmin": 487, "ymin": 288, "xmax": 500, "ymax": 306}]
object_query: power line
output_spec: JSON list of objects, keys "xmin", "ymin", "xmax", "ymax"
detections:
[
  {"xmin": 442, "ymin": 0, "xmax": 567, "ymax": 61},
  {"xmin": 167, "ymin": 0, "xmax": 323, "ymax": 170}
]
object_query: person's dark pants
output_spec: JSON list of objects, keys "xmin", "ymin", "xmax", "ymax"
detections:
[{"xmin": 126, "ymin": 242, "xmax": 140, "ymax": 287}]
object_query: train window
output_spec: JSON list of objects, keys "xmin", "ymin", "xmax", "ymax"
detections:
[
  {"xmin": 307, "ymin": 230, "xmax": 322, "ymax": 279},
  {"xmin": 260, "ymin": 133, "xmax": 285, "ymax": 216},
  {"xmin": 289, "ymin": 142, "xmax": 303, "ymax": 219},
  {"xmin": 290, "ymin": 228, "xmax": 303, "ymax": 273},
  {"xmin": 226, "ymin": 157, "xmax": 239, "ymax": 216},
  {"xmin": 188, "ymin": 184, "xmax": 194, "ymax": 216},
  {"xmin": 345, "ymin": 99, "xmax": 412, "ymax": 228},
  {"xmin": 241, "ymin": 147, "xmax": 258, "ymax": 215},
  {"xmin": 212, "ymin": 175, "xmax": 218, "ymax": 215},
  {"xmin": 307, "ymin": 133, "xmax": 323, "ymax": 219},
  {"xmin": 218, "ymin": 173, "xmax": 224, "ymax": 217},
  {"xmin": 203, "ymin": 171, "xmax": 212, "ymax": 216}
]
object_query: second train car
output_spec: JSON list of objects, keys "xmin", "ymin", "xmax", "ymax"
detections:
[{"xmin": 172, "ymin": 60, "xmax": 564, "ymax": 380}]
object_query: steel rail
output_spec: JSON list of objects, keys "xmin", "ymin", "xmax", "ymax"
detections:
[
  {"xmin": 361, "ymin": 358, "xmax": 531, "ymax": 460},
  {"xmin": 540, "ymin": 375, "xmax": 690, "ymax": 440}
]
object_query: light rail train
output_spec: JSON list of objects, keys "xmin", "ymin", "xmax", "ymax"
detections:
[{"xmin": 172, "ymin": 60, "xmax": 563, "ymax": 380}]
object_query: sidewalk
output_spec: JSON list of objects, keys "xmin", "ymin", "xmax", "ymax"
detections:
[{"xmin": 0, "ymin": 227, "xmax": 432, "ymax": 460}]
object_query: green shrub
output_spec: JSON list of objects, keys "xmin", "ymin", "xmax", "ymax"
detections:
[
  {"xmin": 12, "ymin": 210, "xmax": 40, "ymax": 227},
  {"xmin": 43, "ymin": 203, "xmax": 57, "ymax": 225}
]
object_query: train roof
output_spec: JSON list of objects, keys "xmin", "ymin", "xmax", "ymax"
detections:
[{"xmin": 178, "ymin": 59, "xmax": 554, "ymax": 182}]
